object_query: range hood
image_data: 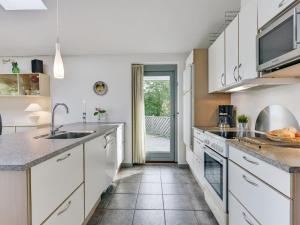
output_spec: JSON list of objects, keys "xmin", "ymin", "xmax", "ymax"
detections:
[
  {"xmin": 220, "ymin": 77, "xmax": 300, "ymax": 93},
  {"xmin": 219, "ymin": 64, "xmax": 300, "ymax": 93}
]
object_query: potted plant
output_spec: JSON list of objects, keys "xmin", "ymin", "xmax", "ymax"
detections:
[
  {"xmin": 237, "ymin": 114, "xmax": 249, "ymax": 130},
  {"xmin": 94, "ymin": 107, "xmax": 107, "ymax": 122}
]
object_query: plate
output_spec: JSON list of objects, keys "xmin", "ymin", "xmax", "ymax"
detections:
[
  {"xmin": 266, "ymin": 133, "xmax": 300, "ymax": 144},
  {"xmin": 93, "ymin": 81, "xmax": 108, "ymax": 95}
]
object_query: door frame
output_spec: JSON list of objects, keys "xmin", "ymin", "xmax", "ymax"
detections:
[{"xmin": 143, "ymin": 64, "xmax": 178, "ymax": 162}]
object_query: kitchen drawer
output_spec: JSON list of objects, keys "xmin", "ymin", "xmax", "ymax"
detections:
[
  {"xmin": 229, "ymin": 192, "xmax": 260, "ymax": 225},
  {"xmin": 193, "ymin": 137, "xmax": 204, "ymax": 159},
  {"xmin": 193, "ymin": 128, "xmax": 205, "ymax": 142},
  {"xmin": 229, "ymin": 146, "xmax": 291, "ymax": 197},
  {"xmin": 31, "ymin": 145, "xmax": 84, "ymax": 225},
  {"xmin": 229, "ymin": 161, "xmax": 291, "ymax": 225},
  {"xmin": 43, "ymin": 184, "xmax": 84, "ymax": 225}
]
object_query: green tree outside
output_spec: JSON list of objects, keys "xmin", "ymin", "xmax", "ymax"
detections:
[{"xmin": 144, "ymin": 80, "xmax": 170, "ymax": 116}]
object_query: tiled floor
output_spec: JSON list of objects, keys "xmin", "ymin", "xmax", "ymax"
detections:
[{"xmin": 87, "ymin": 164, "xmax": 219, "ymax": 225}]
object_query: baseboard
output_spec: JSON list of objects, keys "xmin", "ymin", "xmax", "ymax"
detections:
[
  {"xmin": 121, "ymin": 163, "xmax": 133, "ymax": 168},
  {"xmin": 178, "ymin": 163, "xmax": 189, "ymax": 169}
]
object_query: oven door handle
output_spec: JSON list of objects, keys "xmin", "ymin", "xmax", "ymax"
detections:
[{"xmin": 204, "ymin": 146, "xmax": 224, "ymax": 164}]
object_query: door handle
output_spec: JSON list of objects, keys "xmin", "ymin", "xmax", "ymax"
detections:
[
  {"xmin": 56, "ymin": 153, "xmax": 71, "ymax": 163},
  {"xmin": 233, "ymin": 66, "xmax": 238, "ymax": 82},
  {"xmin": 278, "ymin": 0, "xmax": 286, "ymax": 8},
  {"xmin": 243, "ymin": 175, "xmax": 258, "ymax": 187},
  {"xmin": 57, "ymin": 201, "xmax": 72, "ymax": 216},
  {"xmin": 242, "ymin": 212, "xmax": 254, "ymax": 225},
  {"xmin": 238, "ymin": 63, "xmax": 242, "ymax": 81},
  {"xmin": 243, "ymin": 156, "xmax": 259, "ymax": 165}
]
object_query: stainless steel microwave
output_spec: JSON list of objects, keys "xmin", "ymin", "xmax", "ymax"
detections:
[{"xmin": 257, "ymin": 2, "xmax": 300, "ymax": 73}]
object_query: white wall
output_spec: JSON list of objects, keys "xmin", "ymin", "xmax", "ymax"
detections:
[
  {"xmin": 231, "ymin": 83, "xmax": 300, "ymax": 129},
  {"xmin": 1, "ymin": 54, "xmax": 187, "ymax": 165},
  {"xmin": 51, "ymin": 54, "xmax": 187, "ymax": 164}
]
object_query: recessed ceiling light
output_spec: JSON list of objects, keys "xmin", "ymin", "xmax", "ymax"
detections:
[{"xmin": 0, "ymin": 0, "xmax": 47, "ymax": 10}]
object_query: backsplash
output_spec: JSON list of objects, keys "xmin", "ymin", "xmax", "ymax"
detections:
[{"xmin": 231, "ymin": 82, "xmax": 300, "ymax": 130}]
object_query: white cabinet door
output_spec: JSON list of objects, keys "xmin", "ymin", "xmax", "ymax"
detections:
[
  {"xmin": 104, "ymin": 131, "xmax": 117, "ymax": 186},
  {"xmin": 229, "ymin": 193, "xmax": 260, "ymax": 225},
  {"xmin": 116, "ymin": 125, "xmax": 124, "ymax": 171},
  {"xmin": 225, "ymin": 16, "xmax": 239, "ymax": 86},
  {"xmin": 31, "ymin": 146, "xmax": 83, "ymax": 225},
  {"xmin": 183, "ymin": 65, "xmax": 192, "ymax": 94},
  {"xmin": 209, "ymin": 32, "xmax": 225, "ymax": 93},
  {"xmin": 85, "ymin": 136, "xmax": 107, "ymax": 215},
  {"xmin": 239, "ymin": 0, "xmax": 258, "ymax": 81},
  {"xmin": 183, "ymin": 91, "xmax": 192, "ymax": 149},
  {"xmin": 258, "ymin": 0, "xmax": 295, "ymax": 29},
  {"xmin": 43, "ymin": 185, "xmax": 84, "ymax": 225}
]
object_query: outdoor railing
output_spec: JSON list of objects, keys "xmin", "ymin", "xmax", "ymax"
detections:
[{"xmin": 145, "ymin": 116, "xmax": 170, "ymax": 137}]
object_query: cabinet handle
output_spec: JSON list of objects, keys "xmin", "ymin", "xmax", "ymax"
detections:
[
  {"xmin": 221, "ymin": 73, "xmax": 225, "ymax": 87},
  {"xmin": 242, "ymin": 212, "xmax": 254, "ymax": 225},
  {"xmin": 233, "ymin": 66, "xmax": 238, "ymax": 82},
  {"xmin": 238, "ymin": 63, "xmax": 242, "ymax": 81},
  {"xmin": 56, "ymin": 153, "xmax": 71, "ymax": 162},
  {"xmin": 57, "ymin": 201, "xmax": 72, "ymax": 216},
  {"xmin": 278, "ymin": 0, "xmax": 286, "ymax": 8},
  {"xmin": 243, "ymin": 156, "xmax": 259, "ymax": 165},
  {"xmin": 243, "ymin": 175, "xmax": 258, "ymax": 187}
]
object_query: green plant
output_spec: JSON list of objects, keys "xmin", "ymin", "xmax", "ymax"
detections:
[
  {"xmin": 94, "ymin": 107, "xmax": 106, "ymax": 116},
  {"xmin": 238, "ymin": 114, "xmax": 248, "ymax": 123}
]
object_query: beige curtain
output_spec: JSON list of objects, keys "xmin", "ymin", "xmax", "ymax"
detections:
[{"xmin": 132, "ymin": 64, "xmax": 146, "ymax": 164}]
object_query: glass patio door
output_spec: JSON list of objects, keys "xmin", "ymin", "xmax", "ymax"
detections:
[{"xmin": 144, "ymin": 65, "xmax": 177, "ymax": 162}]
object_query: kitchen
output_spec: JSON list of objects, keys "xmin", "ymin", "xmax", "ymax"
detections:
[{"xmin": 1, "ymin": 0, "xmax": 300, "ymax": 225}]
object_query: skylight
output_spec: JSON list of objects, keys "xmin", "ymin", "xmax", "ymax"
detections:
[{"xmin": 0, "ymin": 0, "xmax": 47, "ymax": 10}]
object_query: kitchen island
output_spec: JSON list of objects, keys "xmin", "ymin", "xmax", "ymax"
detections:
[{"xmin": 0, "ymin": 122, "xmax": 125, "ymax": 225}]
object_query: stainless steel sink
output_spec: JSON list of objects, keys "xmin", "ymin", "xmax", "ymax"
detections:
[{"xmin": 46, "ymin": 131, "xmax": 96, "ymax": 139}]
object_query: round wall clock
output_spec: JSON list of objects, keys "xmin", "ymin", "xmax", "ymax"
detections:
[{"xmin": 93, "ymin": 81, "xmax": 108, "ymax": 95}]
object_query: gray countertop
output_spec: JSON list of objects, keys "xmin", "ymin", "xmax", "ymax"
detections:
[
  {"xmin": 0, "ymin": 122, "xmax": 122, "ymax": 171},
  {"xmin": 228, "ymin": 140, "xmax": 300, "ymax": 173}
]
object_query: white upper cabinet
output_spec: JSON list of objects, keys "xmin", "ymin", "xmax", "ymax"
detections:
[
  {"xmin": 258, "ymin": 0, "xmax": 296, "ymax": 29},
  {"xmin": 239, "ymin": 0, "xmax": 258, "ymax": 81},
  {"xmin": 209, "ymin": 32, "xmax": 225, "ymax": 93},
  {"xmin": 225, "ymin": 16, "xmax": 239, "ymax": 86}
]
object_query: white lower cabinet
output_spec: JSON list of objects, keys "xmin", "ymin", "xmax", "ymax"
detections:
[
  {"xmin": 85, "ymin": 135, "xmax": 107, "ymax": 215},
  {"xmin": 31, "ymin": 146, "xmax": 84, "ymax": 225},
  {"xmin": 43, "ymin": 185, "xmax": 84, "ymax": 225},
  {"xmin": 229, "ymin": 193, "xmax": 259, "ymax": 225},
  {"xmin": 229, "ymin": 161, "xmax": 291, "ymax": 225}
]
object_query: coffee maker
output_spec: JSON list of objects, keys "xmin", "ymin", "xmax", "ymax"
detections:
[{"xmin": 218, "ymin": 105, "xmax": 234, "ymax": 128}]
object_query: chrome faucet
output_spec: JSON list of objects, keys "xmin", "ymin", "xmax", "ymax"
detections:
[{"xmin": 51, "ymin": 103, "xmax": 69, "ymax": 136}]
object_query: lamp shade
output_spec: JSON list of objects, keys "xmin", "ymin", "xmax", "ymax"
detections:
[
  {"xmin": 25, "ymin": 103, "xmax": 42, "ymax": 112},
  {"xmin": 53, "ymin": 42, "xmax": 64, "ymax": 79}
]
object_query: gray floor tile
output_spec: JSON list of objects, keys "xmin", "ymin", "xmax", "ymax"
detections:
[
  {"xmin": 136, "ymin": 194, "xmax": 163, "ymax": 209},
  {"xmin": 107, "ymin": 194, "xmax": 137, "ymax": 209},
  {"xmin": 133, "ymin": 210, "xmax": 165, "ymax": 225},
  {"xmin": 139, "ymin": 183, "xmax": 162, "ymax": 194},
  {"xmin": 163, "ymin": 195, "xmax": 193, "ymax": 210},
  {"xmin": 195, "ymin": 211, "xmax": 219, "ymax": 225},
  {"xmin": 141, "ymin": 174, "xmax": 161, "ymax": 183},
  {"xmin": 161, "ymin": 174, "xmax": 195, "ymax": 184},
  {"xmin": 142, "ymin": 167, "xmax": 161, "ymax": 175},
  {"xmin": 99, "ymin": 210, "xmax": 134, "ymax": 225},
  {"xmin": 165, "ymin": 210, "xmax": 198, "ymax": 225},
  {"xmin": 162, "ymin": 183, "xmax": 186, "ymax": 194},
  {"xmin": 115, "ymin": 183, "xmax": 140, "ymax": 194},
  {"xmin": 119, "ymin": 174, "xmax": 142, "ymax": 183}
]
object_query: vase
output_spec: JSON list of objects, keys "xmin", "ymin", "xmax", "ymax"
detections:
[
  {"xmin": 98, "ymin": 113, "xmax": 107, "ymax": 122},
  {"xmin": 238, "ymin": 122, "xmax": 248, "ymax": 130}
]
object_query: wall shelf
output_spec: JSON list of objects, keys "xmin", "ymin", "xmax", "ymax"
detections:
[{"xmin": 0, "ymin": 73, "xmax": 50, "ymax": 97}]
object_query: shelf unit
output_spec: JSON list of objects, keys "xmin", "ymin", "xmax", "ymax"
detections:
[{"xmin": 0, "ymin": 73, "xmax": 50, "ymax": 97}]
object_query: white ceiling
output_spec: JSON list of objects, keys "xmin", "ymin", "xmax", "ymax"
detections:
[{"xmin": 0, "ymin": 0, "xmax": 240, "ymax": 56}]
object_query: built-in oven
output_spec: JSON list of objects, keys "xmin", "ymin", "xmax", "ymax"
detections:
[
  {"xmin": 257, "ymin": 2, "xmax": 300, "ymax": 73},
  {"xmin": 203, "ymin": 145, "xmax": 227, "ymax": 212}
]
